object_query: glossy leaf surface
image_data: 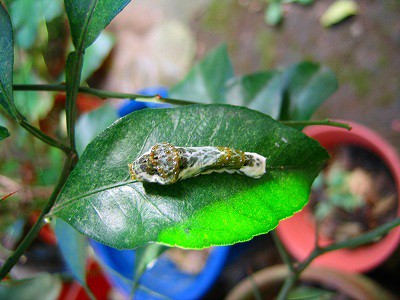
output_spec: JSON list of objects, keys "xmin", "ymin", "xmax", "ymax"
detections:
[
  {"xmin": 170, "ymin": 46, "xmax": 337, "ymax": 121},
  {"xmin": 64, "ymin": 0, "xmax": 130, "ymax": 50},
  {"xmin": 0, "ymin": 4, "xmax": 16, "ymax": 118},
  {"xmin": 281, "ymin": 62, "xmax": 338, "ymax": 121},
  {"xmin": 51, "ymin": 105, "xmax": 328, "ymax": 249},
  {"xmin": 225, "ymin": 71, "xmax": 283, "ymax": 119},
  {"xmin": 170, "ymin": 45, "xmax": 234, "ymax": 103}
]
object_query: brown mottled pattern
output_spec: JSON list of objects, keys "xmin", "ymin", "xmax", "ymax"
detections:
[{"xmin": 129, "ymin": 142, "xmax": 263, "ymax": 185}]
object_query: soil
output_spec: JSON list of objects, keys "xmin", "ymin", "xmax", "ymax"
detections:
[{"xmin": 309, "ymin": 145, "xmax": 398, "ymax": 243}]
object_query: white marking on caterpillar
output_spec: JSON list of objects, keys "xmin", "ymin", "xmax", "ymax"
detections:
[{"xmin": 128, "ymin": 142, "xmax": 266, "ymax": 185}]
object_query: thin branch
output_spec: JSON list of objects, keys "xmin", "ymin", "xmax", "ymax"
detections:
[
  {"xmin": 0, "ymin": 155, "xmax": 74, "ymax": 280},
  {"xmin": 281, "ymin": 118, "xmax": 352, "ymax": 131},
  {"xmin": 271, "ymin": 231, "xmax": 295, "ymax": 272},
  {"xmin": 13, "ymin": 84, "xmax": 199, "ymax": 105},
  {"xmin": 65, "ymin": 52, "xmax": 84, "ymax": 157},
  {"xmin": 17, "ymin": 118, "xmax": 70, "ymax": 154}
]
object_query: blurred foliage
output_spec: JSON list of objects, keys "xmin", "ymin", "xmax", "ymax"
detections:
[
  {"xmin": 263, "ymin": 0, "xmax": 358, "ymax": 27},
  {"xmin": 320, "ymin": 0, "xmax": 359, "ymax": 27},
  {"xmin": 0, "ymin": 0, "xmax": 115, "ymax": 265}
]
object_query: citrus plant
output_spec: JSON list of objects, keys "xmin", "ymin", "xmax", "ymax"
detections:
[{"xmin": 2, "ymin": 1, "xmax": 396, "ymax": 299}]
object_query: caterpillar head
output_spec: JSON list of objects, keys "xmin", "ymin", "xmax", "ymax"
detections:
[{"xmin": 129, "ymin": 142, "xmax": 181, "ymax": 184}]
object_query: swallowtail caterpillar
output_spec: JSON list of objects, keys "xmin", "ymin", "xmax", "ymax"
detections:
[{"xmin": 128, "ymin": 142, "xmax": 266, "ymax": 185}]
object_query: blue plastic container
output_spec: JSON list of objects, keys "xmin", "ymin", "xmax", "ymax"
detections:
[
  {"xmin": 91, "ymin": 87, "xmax": 230, "ymax": 299},
  {"xmin": 91, "ymin": 240, "xmax": 230, "ymax": 299}
]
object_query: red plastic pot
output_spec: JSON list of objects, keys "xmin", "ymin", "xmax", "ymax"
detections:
[
  {"xmin": 58, "ymin": 260, "xmax": 112, "ymax": 300},
  {"xmin": 277, "ymin": 121, "xmax": 400, "ymax": 273}
]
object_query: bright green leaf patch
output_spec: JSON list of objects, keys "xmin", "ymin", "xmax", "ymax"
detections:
[
  {"xmin": 320, "ymin": 0, "xmax": 358, "ymax": 27},
  {"xmin": 50, "ymin": 105, "xmax": 328, "ymax": 249}
]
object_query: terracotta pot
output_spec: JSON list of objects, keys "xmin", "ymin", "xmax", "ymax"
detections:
[
  {"xmin": 225, "ymin": 264, "xmax": 395, "ymax": 300},
  {"xmin": 276, "ymin": 121, "xmax": 400, "ymax": 273}
]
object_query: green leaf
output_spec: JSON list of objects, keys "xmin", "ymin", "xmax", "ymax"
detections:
[
  {"xmin": 320, "ymin": 0, "xmax": 358, "ymax": 27},
  {"xmin": 64, "ymin": 0, "xmax": 130, "ymax": 50},
  {"xmin": 0, "ymin": 273, "xmax": 62, "ymax": 300},
  {"xmin": 133, "ymin": 244, "xmax": 168, "ymax": 289},
  {"xmin": 0, "ymin": 126, "xmax": 10, "ymax": 141},
  {"xmin": 265, "ymin": 1, "xmax": 283, "ymax": 26},
  {"xmin": 280, "ymin": 62, "xmax": 338, "ymax": 120},
  {"xmin": 50, "ymin": 105, "xmax": 329, "ymax": 249},
  {"xmin": 0, "ymin": 4, "xmax": 17, "ymax": 119},
  {"xmin": 81, "ymin": 32, "xmax": 115, "ymax": 83},
  {"xmin": 225, "ymin": 71, "xmax": 283, "ymax": 119},
  {"xmin": 170, "ymin": 45, "xmax": 234, "ymax": 103},
  {"xmin": 54, "ymin": 218, "xmax": 88, "ymax": 286},
  {"xmin": 286, "ymin": 0, "xmax": 314, "ymax": 5}
]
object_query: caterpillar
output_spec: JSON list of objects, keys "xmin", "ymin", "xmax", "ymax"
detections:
[{"xmin": 128, "ymin": 142, "xmax": 266, "ymax": 185}]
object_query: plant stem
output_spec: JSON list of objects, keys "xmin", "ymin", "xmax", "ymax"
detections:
[
  {"xmin": 271, "ymin": 231, "xmax": 295, "ymax": 272},
  {"xmin": 276, "ymin": 217, "xmax": 400, "ymax": 299},
  {"xmin": 13, "ymin": 84, "xmax": 199, "ymax": 105},
  {"xmin": 281, "ymin": 118, "xmax": 352, "ymax": 130},
  {"xmin": 65, "ymin": 52, "xmax": 84, "ymax": 157},
  {"xmin": 0, "ymin": 155, "xmax": 74, "ymax": 280},
  {"xmin": 18, "ymin": 117, "xmax": 70, "ymax": 154}
]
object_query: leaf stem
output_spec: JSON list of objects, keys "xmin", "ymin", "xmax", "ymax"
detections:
[
  {"xmin": 65, "ymin": 52, "xmax": 84, "ymax": 158},
  {"xmin": 18, "ymin": 117, "xmax": 70, "ymax": 154},
  {"xmin": 0, "ymin": 155, "xmax": 74, "ymax": 280},
  {"xmin": 275, "ymin": 217, "xmax": 400, "ymax": 299},
  {"xmin": 271, "ymin": 231, "xmax": 294, "ymax": 272},
  {"xmin": 281, "ymin": 118, "xmax": 352, "ymax": 130},
  {"xmin": 13, "ymin": 84, "xmax": 198, "ymax": 105}
]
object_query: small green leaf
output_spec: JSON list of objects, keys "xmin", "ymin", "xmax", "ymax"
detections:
[
  {"xmin": 0, "ymin": 4, "xmax": 17, "ymax": 118},
  {"xmin": 225, "ymin": 71, "xmax": 283, "ymax": 119},
  {"xmin": 170, "ymin": 44, "xmax": 234, "ymax": 103},
  {"xmin": 64, "ymin": 0, "xmax": 130, "ymax": 50},
  {"xmin": 54, "ymin": 218, "xmax": 88, "ymax": 286},
  {"xmin": 320, "ymin": 0, "xmax": 358, "ymax": 27},
  {"xmin": 280, "ymin": 62, "xmax": 338, "ymax": 120},
  {"xmin": 51, "ymin": 105, "xmax": 329, "ymax": 249},
  {"xmin": 0, "ymin": 273, "xmax": 62, "ymax": 300},
  {"xmin": 286, "ymin": 0, "xmax": 314, "ymax": 5},
  {"xmin": 265, "ymin": 1, "xmax": 283, "ymax": 26},
  {"xmin": 0, "ymin": 126, "xmax": 10, "ymax": 141}
]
